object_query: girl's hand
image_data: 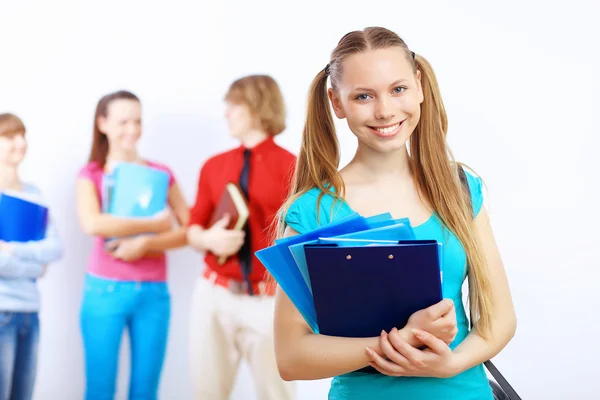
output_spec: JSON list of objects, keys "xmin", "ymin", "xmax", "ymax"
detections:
[
  {"xmin": 366, "ymin": 328, "xmax": 463, "ymax": 378},
  {"xmin": 110, "ymin": 235, "xmax": 149, "ymax": 262},
  {"xmin": 405, "ymin": 299, "xmax": 458, "ymax": 346}
]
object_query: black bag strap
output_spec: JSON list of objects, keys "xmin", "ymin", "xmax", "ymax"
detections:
[{"xmin": 457, "ymin": 166, "xmax": 522, "ymax": 400}]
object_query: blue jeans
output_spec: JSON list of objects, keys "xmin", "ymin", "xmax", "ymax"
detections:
[
  {"xmin": 0, "ymin": 312, "xmax": 39, "ymax": 400},
  {"xmin": 80, "ymin": 275, "xmax": 170, "ymax": 400}
]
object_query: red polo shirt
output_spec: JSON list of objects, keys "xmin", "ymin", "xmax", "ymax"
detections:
[{"xmin": 189, "ymin": 137, "xmax": 296, "ymax": 283}]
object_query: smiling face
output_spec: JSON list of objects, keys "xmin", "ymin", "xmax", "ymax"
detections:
[
  {"xmin": 0, "ymin": 131, "xmax": 27, "ymax": 167},
  {"xmin": 97, "ymin": 99, "xmax": 142, "ymax": 153},
  {"xmin": 328, "ymin": 47, "xmax": 424, "ymax": 153}
]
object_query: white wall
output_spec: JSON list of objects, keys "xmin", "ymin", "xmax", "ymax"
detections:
[{"xmin": 1, "ymin": 0, "xmax": 598, "ymax": 398}]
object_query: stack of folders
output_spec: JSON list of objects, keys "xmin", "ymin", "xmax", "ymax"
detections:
[
  {"xmin": 103, "ymin": 162, "xmax": 170, "ymax": 247},
  {"xmin": 255, "ymin": 212, "xmax": 443, "ymax": 343},
  {"xmin": 0, "ymin": 190, "xmax": 48, "ymax": 242}
]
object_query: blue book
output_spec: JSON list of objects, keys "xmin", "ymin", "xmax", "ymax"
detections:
[
  {"xmin": 108, "ymin": 162, "xmax": 170, "ymax": 218},
  {"xmin": 0, "ymin": 191, "xmax": 48, "ymax": 242},
  {"xmin": 304, "ymin": 240, "xmax": 443, "ymax": 339}
]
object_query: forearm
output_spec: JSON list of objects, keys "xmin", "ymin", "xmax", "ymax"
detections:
[
  {"xmin": 0, "ymin": 253, "xmax": 44, "ymax": 278},
  {"xmin": 10, "ymin": 223, "xmax": 63, "ymax": 264},
  {"xmin": 278, "ymin": 333, "xmax": 383, "ymax": 381},
  {"xmin": 453, "ymin": 315, "xmax": 516, "ymax": 373},
  {"xmin": 144, "ymin": 227, "xmax": 187, "ymax": 252},
  {"xmin": 84, "ymin": 215, "xmax": 160, "ymax": 238},
  {"xmin": 279, "ymin": 325, "xmax": 421, "ymax": 381}
]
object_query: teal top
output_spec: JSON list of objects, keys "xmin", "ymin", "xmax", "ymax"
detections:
[{"xmin": 284, "ymin": 171, "xmax": 493, "ymax": 400}]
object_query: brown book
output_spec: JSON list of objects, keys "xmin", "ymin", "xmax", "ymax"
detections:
[{"xmin": 209, "ymin": 182, "xmax": 249, "ymax": 264}]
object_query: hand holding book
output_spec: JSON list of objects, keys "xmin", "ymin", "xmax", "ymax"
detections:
[
  {"xmin": 400, "ymin": 299, "xmax": 457, "ymax": 347},
  {"xmin": 199, "ymin": 214, "xmax": 245, "ymax": 259},
  {"xmin": 106, "ymin": 210, "xmax": 173, "ymax": 260},
  {"xmin": 109, "ymin": 235, "xmax": 152, "ymax": 262},
  {"xmin": 208, "ymin": 183, "xmax": 249, "ymax": 264}
]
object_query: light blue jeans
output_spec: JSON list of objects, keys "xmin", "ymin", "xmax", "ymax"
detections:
[
  {"xmin": 0, "ymin": 312, "xmax": 39, "ymax": 400},
  {"xmin": 80, "ymin": 274, "xmax": 170, "ymax": 400}
]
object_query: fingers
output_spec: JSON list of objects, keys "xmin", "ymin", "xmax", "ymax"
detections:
[
  {"xmin": 379, "ymin": 330, "xmax": 412, "ymax": 369},
  {"xmin": 365, "ymin": 347, "xmax": 406, "ymax": 376},
  {"xmin": 426, "ymin": 299, "xmax": 454, "ymax": 320},
  {"xmin": 214, "ymin": 237, "xmax": 245, "ymax": 257},
  {"xmin": 412, "ymin": 329, "xmax": 450, "ymax": 355},
  {"xmin": 111, "ymin": 249, "xmax": 124, "ymax": 260},
  {"xmin": 215, "ymin": 213, "xmax": 231, "ymax": 228},
  {"xmin": 431, "ymin": 314, "xmax": 457, "ymax": 333},
  {"xmin": 431, "ymin": 305, "xmax": 458, "ymax": 343},
  {"xmin": 225, "ymin": 230, "xmax": 245, "ymax": 239},
  {"xmin": 387, "ymin": 330, "xmax": 428, "ymax": 369},
  {"xmin": 105, "ymin": 240, "xmax": 121, "ymax": 252},
  {"xmin": 368, "ymin": 360, "xmax": 406, "ymax": 377}
]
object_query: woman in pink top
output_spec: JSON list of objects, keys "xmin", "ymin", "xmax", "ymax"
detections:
[{"xmin": 75, "ymin": 90, "xmax": 189, "ymax": 400}]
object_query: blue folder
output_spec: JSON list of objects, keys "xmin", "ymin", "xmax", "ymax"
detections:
[
  {"xmin": 288, "ymin": 219, "xmax": 416, "ymax": 294},
  {"xmin": 108, "ymin": 162, "xmax": 170, "ymax": 218},
  {"xmin": 0, "ymin": 191, "xmax": 48, "ymax": 242},
  {"xmin": 255, "ymin": 212, "xmax": 394, "ymax": 333},
  {"xmin": 304, "ymin": 240, "xmax": 443, "ymax": 339}
]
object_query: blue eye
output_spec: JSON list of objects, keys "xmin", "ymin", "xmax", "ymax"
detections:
[
  {"xmin": 393, "ymin": 86, "xmax": 407, "ymax": 94},
  {"xmin": 355, "ymin": 93, "xmax": 372, "ymax": 101}
]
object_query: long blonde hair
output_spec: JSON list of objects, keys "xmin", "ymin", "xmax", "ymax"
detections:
[{"xmin": 276, "ymin": 26, "xmax": 493, "ymax": 338}]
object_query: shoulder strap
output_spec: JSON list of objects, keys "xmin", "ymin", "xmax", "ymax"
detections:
[{"xmin": 457, "ymin": 165, "xmax": 522, "ymax": 400}]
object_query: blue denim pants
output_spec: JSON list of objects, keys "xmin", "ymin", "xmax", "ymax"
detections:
[
  {"xmin": 80, "ymin": 274, "xmax": 170, "ymax": 400},
  {"xmin": 0, "ymin": 312, "xmax": 39, "ymax": 400}
]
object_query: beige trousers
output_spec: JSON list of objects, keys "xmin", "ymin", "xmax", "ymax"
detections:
[{"xmin": 189, "ymin": 275, "xmax": 295, "ymax": 400}]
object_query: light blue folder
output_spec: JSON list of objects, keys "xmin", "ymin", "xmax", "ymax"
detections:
[
  {"xmin": 108, "ymin": 162, "xmax": 170, "ymax": 218},
  {"xmin": 255, "ymin": 213, "xmax": 394, "ymax": 333},
  {"xmin": 289, "ymin": 219, "xmax": 416, "ymax": 294}
]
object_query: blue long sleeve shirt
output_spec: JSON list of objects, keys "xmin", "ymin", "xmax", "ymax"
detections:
[{"xmin": 0, "ymin": 183, "xmax": 63, "ymax": 312}]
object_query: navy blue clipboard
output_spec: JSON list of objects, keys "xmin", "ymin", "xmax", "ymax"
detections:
[{"xmin": 304, "ymin": 240, "xmax": 443, "ymax": 339}]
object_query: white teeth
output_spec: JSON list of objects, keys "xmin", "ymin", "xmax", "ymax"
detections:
[{"xmin": 375, "ymin": 123, "xmax": 400, "ymax": 134}]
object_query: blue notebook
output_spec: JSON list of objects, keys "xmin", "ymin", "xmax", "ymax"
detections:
[
  {"xmin": 108, "ymin": 162, "xmax": 170, "ymax": 218},
  {"xmin": 304, "ymin": 240, "xmax": 443, "ymax": 339},
  {"xmin": 0, "ymin": 191, "xmax": 48, "ymax": 242}
]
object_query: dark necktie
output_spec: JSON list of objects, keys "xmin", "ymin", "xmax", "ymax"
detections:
[{"xmin": 238, "ymin": 149, "xmax": 253, "ymax": 295}]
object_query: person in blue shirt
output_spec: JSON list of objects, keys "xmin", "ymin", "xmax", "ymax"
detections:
[
  {"xmin": 0, "ymin": 113, "xmax": 63, "ymax": 400},
  {"xmin": 272, "ymin": 27, "xmax": 517, "ymax": 399}
]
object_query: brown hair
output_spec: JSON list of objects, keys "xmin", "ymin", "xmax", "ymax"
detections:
[
  {"xmin": 224, "ymin": 75, "xmax": 286, "ymax": 136},
  {"xmin": 277, "ymin": 27, "xmax": 493, "ymax": 338},
  {"xmin": 0, "ymin": 113, "xmax": 26, "ymax": 137},
  {"xmin": 88, "ymin": 90, "xmax": 140, "ymax": 167}
]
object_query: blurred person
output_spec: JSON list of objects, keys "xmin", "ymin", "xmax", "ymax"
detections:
[
  {"xmin": 187, "ymin": 75, "xmax": 296, "ymax": 400},
  {"xmin": 0, "ymin": 113, "xmax": 63, "ymax": 400},
  {"xmin": 75, "ymin": 91, "xmax": 189, "ymax": 400}
]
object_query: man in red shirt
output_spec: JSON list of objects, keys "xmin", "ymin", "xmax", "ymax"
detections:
[{"xmin": 187, "ymin": 75, "xmax": 296, "ymax": 400}]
